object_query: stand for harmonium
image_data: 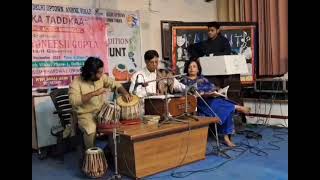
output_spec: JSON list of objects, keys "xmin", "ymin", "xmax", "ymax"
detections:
[{"xmin": 159, "ymin": 90, "xmax": 187, "ymax": 126}]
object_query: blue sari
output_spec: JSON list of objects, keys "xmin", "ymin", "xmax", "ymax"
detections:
[{"xmin": 181, "ymin": 75, "xmax": 236, "ymax": 135}]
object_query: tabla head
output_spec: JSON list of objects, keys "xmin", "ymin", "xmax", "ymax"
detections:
[{"xmin": 116, "ymin": 94, "xmax": 139, "ymax": 107}]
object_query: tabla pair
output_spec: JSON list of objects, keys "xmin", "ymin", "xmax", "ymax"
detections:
[{"xmin": 96, "ymin": 95, "xmax": 142, "ymax": 129}]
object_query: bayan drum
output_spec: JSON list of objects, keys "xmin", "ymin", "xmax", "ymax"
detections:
[
  {"xmin": 96, "ymin": 102, "xmax": 121, "ymax": 129},
  {"xmin": 82, "ymin": 147, "xmax": 108, "ymax": 178}
]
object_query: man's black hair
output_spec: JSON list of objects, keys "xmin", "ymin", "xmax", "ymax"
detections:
[{"xmin": 80, "ymin": 57, "xmax": 104, "ymax": 81}]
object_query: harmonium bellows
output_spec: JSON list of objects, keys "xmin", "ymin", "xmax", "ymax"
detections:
[{"xmin": 144, "ymin": 94, "xmax": 197, "ymax": 119}]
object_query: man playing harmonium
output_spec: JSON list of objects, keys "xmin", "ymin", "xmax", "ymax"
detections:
[
  {"xmin": 129, "ymin": 50, "xmax": 185, "ymax": 97},
  {"xmin": 130, "ymin": 50, "xmax": 250, "ymax": 147}
]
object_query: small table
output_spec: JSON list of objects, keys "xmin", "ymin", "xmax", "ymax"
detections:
[{"xmin": 99, "ymin": 116, "xmax": 219, "ymax": 179}]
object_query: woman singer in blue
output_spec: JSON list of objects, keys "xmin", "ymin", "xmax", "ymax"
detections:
[{"xmin": 180, "ymin": 58, "xmax": 251, "ymax": 147}]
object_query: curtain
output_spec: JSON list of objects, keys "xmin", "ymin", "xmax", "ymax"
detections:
[{"xmin": 217, "ymin": 0, "xmax": 242, "ymax": 21}]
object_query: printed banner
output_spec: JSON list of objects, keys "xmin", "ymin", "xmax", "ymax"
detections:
[
  {"xmin": 32, "ymin": 4, "xmax": 142, "ymax": 89},
  {"xmin": 32, "ymin": 4, "xmax": 107, "ymax": 89},
  {"xmin": 102, "ymin": 9, "xmax": 141, "ymax": 81}
]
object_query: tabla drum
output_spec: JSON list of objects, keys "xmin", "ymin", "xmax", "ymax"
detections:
[
  {"xmin": 96, "ymin": 102, "xmax": 121, "ymax": 130},
  {"xmin": 82, "ymin": 147, "xmax": 108, "ymax": 178},
  {"xmin": 116, "ymin": 95, "xmax": 142, "ymax": 125}
]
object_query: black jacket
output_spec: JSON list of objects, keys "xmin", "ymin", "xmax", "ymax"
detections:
[{"xmin": 188, "ymin": 35, "xmax": 231, "ymax": 58}]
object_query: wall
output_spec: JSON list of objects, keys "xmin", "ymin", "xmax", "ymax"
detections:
[
  {"xmin": 32, "ymin": 0, "xmax": 217, "ymax": 67},
  {"xmin": 243, "ymin": 99, "xmax": 288, "ymax": 127}
]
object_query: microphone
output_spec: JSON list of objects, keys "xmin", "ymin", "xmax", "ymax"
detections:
[
  {"xmin": 189, "ymin": 86, "xmax": 197, "ymax": 92},
  {"xmin": 133, "ymin": 74, "xmax": 147, "ymax": 92},
  {"xmin": 133, "ymin": 74, "xmax": 143, "ymax": 92},
  {"xmin": 174, "ymin": 73, "xmax": 187, "ymax": 80},
  {"xmin": 164, "ymin": 73, "xmax": 187, "ymax": 78},
  {"xmin": 187, "ymin": 83, "xmax": 198, "ymax": 93},
  {"xmin": 160, "ymin": 60, "xmax": 173, "ymax": 72},
  {"xmin": 177, "ymin": 73, "xmax": 187, "ymax": 77}
]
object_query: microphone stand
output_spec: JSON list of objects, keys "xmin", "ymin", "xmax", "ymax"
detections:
[
  {"xmin": 174, "ymin": 84, "xmax": 199, "ymax": 121},
  {"xmin": 191, "ymin": 88, "xmax": 231, "ymax": 159},
  {"xmin": 109, "ymin": 91, "xmax": 122, "ymax": 180},
  {"xmin": 132, "ymin": 71, "xmax": 187, "ymax": 127},
  {"xmin": 132, "ymin": 74, "xmax": 143, "ymax": 95},
  {"xmin": 158, "ymin": 77, "xmax": 187, "ymax": 127}
]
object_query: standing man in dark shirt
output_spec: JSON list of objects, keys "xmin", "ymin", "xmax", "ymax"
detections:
[
  {"xmin": 186, "ymin": 21, "xmax": 238, "ymax": 99},
  {"xmin": 198, "ymin": 22, "xmax": 231, "ymax": 56}
]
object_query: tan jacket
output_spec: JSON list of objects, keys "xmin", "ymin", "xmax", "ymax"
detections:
[{"xmin": 69, "ymin": 74, "xmax": 121, "ymax": 134}]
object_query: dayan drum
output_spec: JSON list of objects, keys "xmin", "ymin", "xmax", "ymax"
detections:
[
  {"xmin": 116, "ymin": 95, "xmax": 142, "ymax": 124},
  {"xmin": 82, "ymin": 147, "xmax": 108, "ymax": 178},
  {"xmin": 96, "ymin": 102, "xmax": 121, "ymax": 129}
]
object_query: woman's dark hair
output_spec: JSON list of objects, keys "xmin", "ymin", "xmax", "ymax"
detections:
[
  {"xmin": 183, "ymin": 58, "xmax": 202, "ymax": 76},
  {"xmin": 144, "ymin": 50, "xmax": 159, "ymax": 63},
  {"xmin": 80, "ymin": 57, "xmax": 104, "ymax": 81}
]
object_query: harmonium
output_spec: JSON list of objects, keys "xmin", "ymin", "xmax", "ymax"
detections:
[{"xmin": 144, "ymin": 94, "xmax": 197, "ymax": 120}]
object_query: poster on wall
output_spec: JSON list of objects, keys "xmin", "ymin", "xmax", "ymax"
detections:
[
  {"xmin": 220, "ymin": 25, "xmax": 257, "ymax": 84},
  {"xmin": 171, "ymin": 26, "xmax": 208, "ymax": 74},
  {"xmin": 169, "ymin": 22, "xmax": 258, "ymax": 85},
  {"xmin": 102, "ymin": 9, "xmax": 141, "ymax": 82},
  {"xmin": 32, "ymin": 4, "xmax": 108, "ymax": 89},
  {"xmin": 32, "ymin": 4, "xmax": 142, "ymax": 89}
]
